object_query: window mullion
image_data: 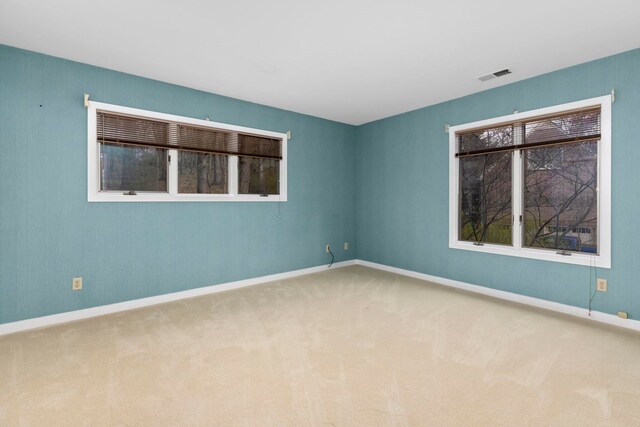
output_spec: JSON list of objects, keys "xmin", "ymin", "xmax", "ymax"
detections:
[
  {"xmin": 228, "ymin": 155, "xmax": 238, "ymax": 196},
  {"xmin": 168, "ymin": 149, "xmax": 178, "ymax": 195},
  {"xmin": 168, "ymin": 123, "xmax": 178, "ymax": 195},
  {"xmin": 512, "ymin": 149, "xmax": 523, "ymax": 250},
  {"xmin": 512, "ymin": 122, "xmax": 524, "ymax": 250}
]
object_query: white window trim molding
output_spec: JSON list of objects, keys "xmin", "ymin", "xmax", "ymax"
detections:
[
  {"xmin": 87, "ymin": 101, "xmax": 288, "ymax": 202},
  {"xmin": 448, "ymin": 95, "xmax": 611, "ymax": 269}
]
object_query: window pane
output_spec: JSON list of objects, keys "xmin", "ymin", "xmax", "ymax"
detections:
[
  {"xmin": 178, "ymin": 152, "xmax": 228, "ymax": 194},
  {"xmin": 524, "ymin": 109, "xmax": 600, "ymax": 144},
  {"xmin": 238, "ymin": 157, "xmax": 279, "ymax": 195},
  {"xmin": 459, "ymin": 152, "xmax": 512, "ymax": 245},
  {"xmin": 523, "ymin": 141, "xmax": 598, "ymax": 253},
  {"xmin": 100, "ymin": 143, "xmax": 167, "ymax": 192},
  {"xmin": 459, "ymin": 125, "xmax": 513, "ymax": 153}
]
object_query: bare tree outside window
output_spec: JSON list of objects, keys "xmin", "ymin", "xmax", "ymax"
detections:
[
  {"xmin": 100, "ymin": 143, "xmax": 167, "ymax": 192},
  {"xmin": 459, "ymin": 126, "xmax": 513, "ymax": 245},
  {"xmin": 460, "ymin": 153, "xmax": 512, "ymax": 244},
  {"xmin": 523, "ymin": 141, "xmax": 598, "ymax": 253},
  {"xmin": 522, "ymin": 110, "xmax": 600, "ymax": 254},
  {"xmin": 238, "ymin": 157, "xmax": 279, "ymax": 195},
  {"xmin": 456, "ymin": 109, "xmax": 600, "ymax": 253},
  {"xmin": 92, "ymin": 107, "xmax": 287, "ymax": 201},
  {"xmin": 450, "ymin": 98, "xmax": 609, "ymax": 266},
  {"xmin": 178, "ymin": 152, "xmax": 228, "ymax": 194}
]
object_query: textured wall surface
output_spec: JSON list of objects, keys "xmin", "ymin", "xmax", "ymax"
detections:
[
  {"xmin": 2, "ymin": 44, "xmax": 639, "ymax": 325},
  {"xmin": 356, "ymin": 49, "xmax": 640, "ymax": 319},
  {"xmin": 0, "ymin": 45, "xmax": 356, "ymax": 324}
]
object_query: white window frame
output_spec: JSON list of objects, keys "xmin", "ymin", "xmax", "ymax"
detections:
[
  {"xmin": 448, "ymin": 95, "xmax": 611, "ymax": 268},
  {"xmin": 87, "ymin": 101, "xmax": 287, "ymax": 202}
]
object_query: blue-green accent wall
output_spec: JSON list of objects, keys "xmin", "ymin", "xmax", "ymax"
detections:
[
  {"xmin": 2, "ymin": 44, "xmax": 639, "ymax": 325},
  {"xmin": 0, "ymin": 45, "xmax": 356, "ymax": 324},
  {"xmin": 356, "ymin": 49, "xmax": 640, "ymax": 319}
]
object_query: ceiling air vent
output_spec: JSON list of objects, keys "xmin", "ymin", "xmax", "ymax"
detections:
[{"xmin": 477, "ymin": 68, "xmax": 512, "ymax": 82}]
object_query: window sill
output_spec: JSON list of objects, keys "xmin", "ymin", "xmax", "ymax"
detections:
[
  {"xmin": 449, "ymin": 240, "xmax": 610, "ymax": 269},
  {"xmin": 88, "ymin": 192, "xmax": 286, "ymax": 203}
]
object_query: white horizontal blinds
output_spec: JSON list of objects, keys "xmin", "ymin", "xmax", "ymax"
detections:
[
  {"xmin": 97, "ymin": 111, "xmax": 169, "ymax": 148},
  {"xmin": 456, "ymin": 107, "xmax": 601, "ymax": 158}
]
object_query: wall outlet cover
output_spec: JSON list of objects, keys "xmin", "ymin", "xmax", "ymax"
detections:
[{"xmin": 596, "ymin": 278, "xmax": 607, "ymax": 292}]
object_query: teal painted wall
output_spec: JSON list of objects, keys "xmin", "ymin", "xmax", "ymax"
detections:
[
  {"xmin": 2, "ymin": 44, "xmax": 639, "ymax": 325},
  {"xmin": 356, "ymin": 49, "xmax": 640, "ymax": 319},
  {"xmin": 0, "ymin": 45, "xmax": 356, "ymax": 324}
]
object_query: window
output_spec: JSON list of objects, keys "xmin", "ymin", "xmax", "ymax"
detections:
[
  {"xmin": 87, "ymin": 102, "xmax": 287, "ymax": 202},
  {"xmin": 449, "ymin": 96, "xmax": 611, "ymax": 268}
]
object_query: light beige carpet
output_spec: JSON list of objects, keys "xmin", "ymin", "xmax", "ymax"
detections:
[{"xmin": 1, "ymin": 265, "xmax": 639, "ymax": 426}]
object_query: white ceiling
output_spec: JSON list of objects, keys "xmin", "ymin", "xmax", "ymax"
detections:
[{"xmin": 1, "ymin": 0, "xmax": 640, "ymax": 125}]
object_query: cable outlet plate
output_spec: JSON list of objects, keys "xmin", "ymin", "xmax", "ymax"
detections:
[
  {"xmin": 325, "ymin": 244, "xmax": 331, "ymax": 253},
  {"xmin": 596, "ymin": 278, "xmax": 607, "ymax": 292}
]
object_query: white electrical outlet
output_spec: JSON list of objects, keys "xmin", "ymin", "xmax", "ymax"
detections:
[
  {"xmin": 344, "ymin": 242, "xmax": 349, "ymax": 250},
  {"xmin": 596, "ymin": 278, "xmax": 607, "ymax": 292},
  {"xmin": 72, "ymin": 277, "xmax": 83, "ymax": 291},
  {"xmin": 325, "ymin": 244, "xmax": 331, "ymax": 253}
]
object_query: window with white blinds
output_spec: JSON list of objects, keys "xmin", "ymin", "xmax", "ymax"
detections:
[
  {"xmin": 87, "ymin": 102, "xmax": 287, "ymax": 202},
  {"xmin": 448, "ymin": 96, "xmax": 611, "ymax": 268}
]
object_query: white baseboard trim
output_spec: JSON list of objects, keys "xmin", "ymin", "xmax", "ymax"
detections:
[
  {"xmin": 3, "ymin": 258, "xmax": 637, "ymax": 337},
  {"xmin": 356, "ymin": 260, "xmax": 640, "ymax": 333},
  {"xmin": 0, "ymin": 260, "xmax": 356, "ymax": 337}
]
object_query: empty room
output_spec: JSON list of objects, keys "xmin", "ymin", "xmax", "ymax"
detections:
[{"xmin": 1, "ymin": 0, "xmax": 640, "ymax": 425}]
